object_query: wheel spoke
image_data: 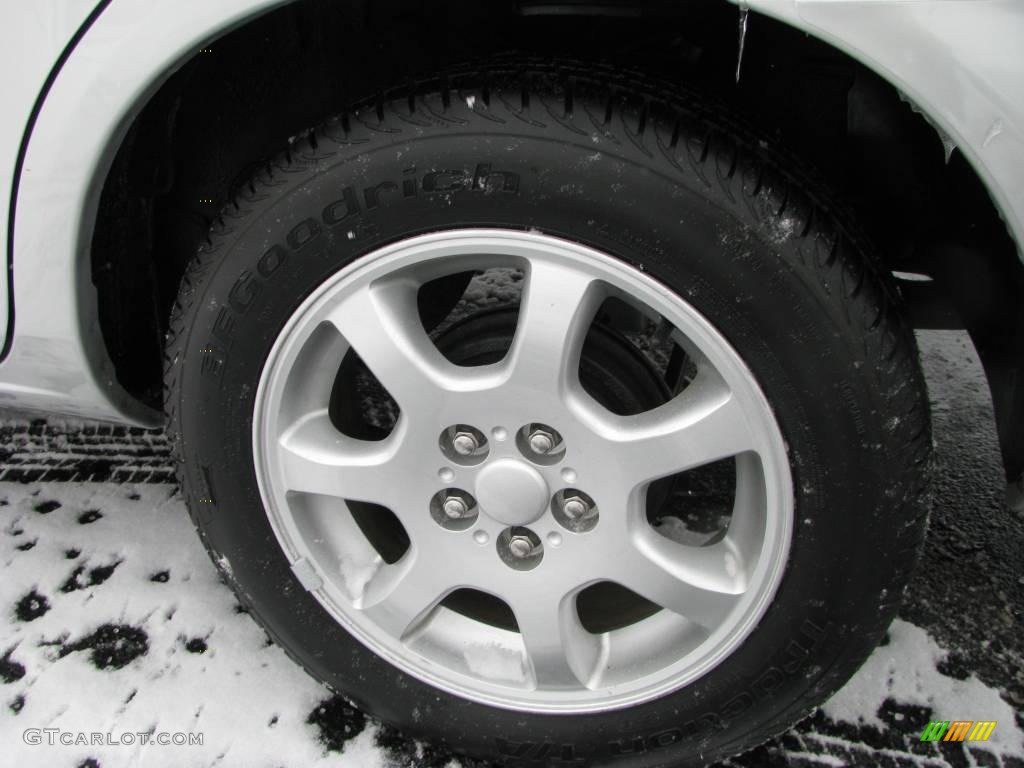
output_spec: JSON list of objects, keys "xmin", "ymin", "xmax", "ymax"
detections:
[
  {"xmin": 505, "ymin": 259, "xmax": 604, "ymax": 393},
  {"xmin": 509, "ymin": 588, "xmax": 605, "ymax": 689},
  {"xmin": 609, "ymin": 532, "xmax": 746, "ymax": 631},
  {"xmin": 279, "ymin": 410, "xmax": 404, "ymax": 506},
  {"xmin": 325, "ymin": 279, "xmax": 486, "ymax": 411},
  {"xmin": 724, "ymin": 452, "xmax": 769, "ymax": 567},
  {"xmin": 589, "ymin": 372, "xmax": 756, "ymax": 486},
  {"xmin": 357, "ymin": 551, "xmax": 452, "ymax": 640}
]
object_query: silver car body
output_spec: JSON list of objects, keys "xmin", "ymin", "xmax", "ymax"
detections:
[{"xmin": 1, "ymin": 0, "xmax": 1022, "ymax": 426}]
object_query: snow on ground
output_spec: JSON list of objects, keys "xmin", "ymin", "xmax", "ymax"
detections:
[
  {"xmin": 823, "ymin": 619, "xmax": 1023, "ymax": 755},
  {"xmin": 0, "ymin": 481, "xmax": 1020, "ymax": 768},
  {"xmin": 0, "ymin": 483, "xmax": 391, "ymax": 768}
]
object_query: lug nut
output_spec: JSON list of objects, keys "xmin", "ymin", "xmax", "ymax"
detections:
[
  {"xmin": 528, "ymin": 429, "xmax": 556, "ymax": 455},
  {"xmin": 431, "ymin": 488, "xmax": 478, "ymax": 530},
  {"xmin": 508, "ymin": 535, "xmax": 534, "ymax": 559},
  {"xmin": 452, "ymin": 431, "xmax": 479, "ymax": 456},
  {"xmin": 516, "ymin": 424, "xmax": 565, "ymax": 465},
  {"xmin": 440, "ymin": 425, "xmax": 488, "ymax": 464},
  {"xmin": 443, "ymin": 497, "xmax": 469, "ymax": 519},
  {"xmin": 563, "ymin": 496, "xmax": 590, "ymax": 519},
  {"xmin": 552, "ymin": 489, "xmax": 599, "ymax": 533},
  {"xmin": 498, "ymin": 528, "xmax": 544, "ymax": 570}
]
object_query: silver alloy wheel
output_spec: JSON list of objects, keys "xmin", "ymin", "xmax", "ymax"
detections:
[{"xmin": 253, "ymin": 229, "xmax": 793, "ymax": 713}]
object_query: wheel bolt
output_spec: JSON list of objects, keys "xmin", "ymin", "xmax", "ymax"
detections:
[
  {"xmin": 443, "ymin": 497, "xmax": 469, "ymax": 519},
  {"xmin": 452, "ymin": 431, "xmax": 479, "ymax": 456},
  {"xmin": 563, "ymin": 497, "xmax": 590, "ymax": 519},
  {"xmin": 508, "ymin": 535, "xmax": 534, "ymax": 559},
  {"xmin": 528, "ymin": 429, "xmax": 556, "ymax": 455}
]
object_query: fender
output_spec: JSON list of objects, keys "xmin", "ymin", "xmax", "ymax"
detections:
[
  {"xmin": 1, "ymin": 0, "xmax": 1022, "ymax": 424},
  {"xmin": 742, "ymin": 0, "xmax": 1024, "ymax": 258},
  {"xmin": 0, "ymin": 0, "xmax": 109, "ymax": 361},
  {"xmin": 1, "ymin": 0, "xmax": 293, "ymax": 424}
]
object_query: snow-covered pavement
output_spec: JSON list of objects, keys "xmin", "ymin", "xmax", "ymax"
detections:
[{"xmin": 1, "ymin": 330, "xmax": 1022, "ymax": 768}]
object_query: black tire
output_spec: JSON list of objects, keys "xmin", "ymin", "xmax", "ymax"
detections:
[{"xmin": 165, "ymin": 60, "xmax": 931, "ymax": 767}]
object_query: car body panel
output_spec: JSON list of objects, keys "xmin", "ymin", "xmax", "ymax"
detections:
[
  {"xmin": 0, "ymin": 0, "xmax": 291, "ymax": 425},
  {"xmin": 745, "ymin": 0, "xmax": 1024, "ymax": 260},
  {"xmin": 0, "ymin": 0, "xmax": 1021, "ymax": 425},
  {"xmin": 0, "ymin": 0, "xmax": 102, "ymax": 358}
]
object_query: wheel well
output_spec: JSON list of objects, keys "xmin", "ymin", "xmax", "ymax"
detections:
[{"xmin": 91, "ymin": 0, "xmax": 1024, "ymax": 479}]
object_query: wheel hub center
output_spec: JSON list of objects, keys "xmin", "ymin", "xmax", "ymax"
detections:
[{"xmin": 475, "ymin": 458, "xmax": 549, "ymax": 526}]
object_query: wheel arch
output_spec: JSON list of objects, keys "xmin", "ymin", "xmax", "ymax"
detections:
[{"xmin": 1, "ymin": 0, "xmax": 293, "ymax": 426}]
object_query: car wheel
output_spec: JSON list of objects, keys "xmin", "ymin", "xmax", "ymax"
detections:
[{"xmin": 165, "ymin": 61, "xmax": 930, "ymax": 766}]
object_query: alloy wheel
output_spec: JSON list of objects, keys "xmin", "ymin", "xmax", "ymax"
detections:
[{"xmin": 252, "ymin": 229, "xmax": 793, "ymax": 713}]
